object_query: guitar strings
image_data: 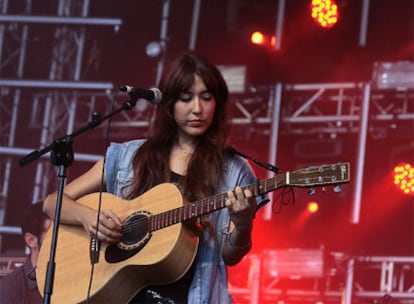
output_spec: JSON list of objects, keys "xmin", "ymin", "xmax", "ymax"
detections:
[
  {"xmin": 119, "ymin": 174, "xmax": 287, "ymax": 234},
  {"xmin": 118, "ymin": 167, "xmax": 338, "ymax": 236}
]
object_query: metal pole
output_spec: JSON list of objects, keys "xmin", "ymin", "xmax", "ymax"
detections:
[
  {"xmin": 249, "ymin": 255, "xmax": 261, "ymax": 304},
  {"xmin": 274, "ymin": 0, "xmax": 285, "ymax": 51},
  {"xmin": 32, "ymin": 96, "xmax": 53, "ymax": 202},
  {"xmin": 343, "ymin": 258, "xmax": 355, "ymax": 304},
  {"xmin": 352, "ymin": 83, "xmax": 371, "ymax": 223},
  {"xmin": 188, "ymin": 0, "xmax": 201, "ymax": 50},
  {"xmin": 155, "ymin": 0, "xmax": 170, "ymax": 85},
  {"xmin": 0, "ymin": 146, "xmax": 101, "ymax": 162},
  {"xmin": 359, "ymin": 0, "xmax": 370, "ymax": 46},
  {"xmin": 264, "ymin": 83, "xmax": 283, "ymax": 220}
]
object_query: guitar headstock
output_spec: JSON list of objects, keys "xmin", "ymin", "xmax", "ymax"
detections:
[{"xmin": 288, "ymin": 162, "xmax": 350, "ymax": 188}]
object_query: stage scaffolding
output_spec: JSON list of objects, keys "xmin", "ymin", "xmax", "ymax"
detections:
[
  {"xmin": 229, "ymin": 251, "xmax": 414, "ymax": 304},
  {"xmin": 0, "ymin": 1, "xmax": 413, "ymax": 303},
  {"xmin": 0, "ymin": 0, "xmax": 119, "ymax": 231}
]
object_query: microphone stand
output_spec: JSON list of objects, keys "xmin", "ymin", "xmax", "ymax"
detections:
[
  {"xmin": 229, "ymin": 146, "xmax": 281, "ymax": 174},
  {"xmin": 19, "ymin": 97, "xmax": 139, "ymax": 304}
]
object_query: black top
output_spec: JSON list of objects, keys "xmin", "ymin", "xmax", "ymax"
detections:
[{"xmin": 130, "ymin": 264, "xmax": 196, "ymax": 304}]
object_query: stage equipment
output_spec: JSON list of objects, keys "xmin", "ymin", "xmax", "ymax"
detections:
[
  {"xmin": 372, "ymin": 61, "xmax": 414, "ymax": 90},
  {"xmin": 310, "ymin": 0, "xmax": 339, "ymax": 28},
  {"xmin": 217, "ymin": 65, "xmax": 247, "ymax": 93}
]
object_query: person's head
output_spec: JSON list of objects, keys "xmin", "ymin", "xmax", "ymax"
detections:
[
  {"xmin": 129, "ymin": 53, "xmax": 231, "ymax": 200},
  {"xmin": 21, "ymin": 202, "xmax": 51, "ymax": 256},
  {"xmin": 152, "ymin": 53, "xmax": 229, "ymax": 146}
]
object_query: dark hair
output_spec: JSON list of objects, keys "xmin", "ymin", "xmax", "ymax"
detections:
[
  {"xmin": 20, "ymin": 202, "xmax": 48, "ymax": 239},
  {"xmin": 126, "ymin": 53, "xmax": 230, "ymax": 200}
]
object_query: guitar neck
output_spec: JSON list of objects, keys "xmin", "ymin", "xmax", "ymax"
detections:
[
  {"xmin": 149, "ymin": 162, "xmax": 350, "ymax": 232},
  {"xmin": 149, "ymin": 178, "xmax": 279, "ymax": 232}
]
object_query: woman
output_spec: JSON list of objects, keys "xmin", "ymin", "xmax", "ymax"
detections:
[{"xmin": 43, "ymin": 53, "xmax": 264, "ymax": 303}]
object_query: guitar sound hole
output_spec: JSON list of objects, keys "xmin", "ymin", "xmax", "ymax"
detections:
[
  {"xmin": 105, "ymin": 211, "xmax": 152, "ymax": 264},
  {"xmin": 121, "ymin": 213, "xmax": 149, "ymax": 246}
]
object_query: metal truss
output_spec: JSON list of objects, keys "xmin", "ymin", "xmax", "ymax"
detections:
[
  {"xmin": 0, "ymin": 0, "xmax": 121, "ymax": 232},
  {"xmin": 281, "ymin": 83, "xmax": 414, "ymax": 136},
  {"xmin": 228, "ymin": 83, "xmax": 413, "ymax": 224},
  {"xmin": 1, "ymin": 0, "xmax": 408, "ymax": 216},
  {"xmin": 75, "ymin": 82, "xmax": 414, "ymax": 138},
  {"xmin": 0, "ymin": 256, "xmax": 26, "ymax": 277},
  {"xmin": 351, "ymin": 256, "xmax": 414, "ymax": 303},
  {"xmin": 229, "ymin": 252, "xmax": 414, "ymax": 304}
]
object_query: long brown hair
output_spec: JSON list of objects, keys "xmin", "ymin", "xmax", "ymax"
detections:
[{"xmin": 126, "ymin": 53, "xmax": 230, "ymax": 200}]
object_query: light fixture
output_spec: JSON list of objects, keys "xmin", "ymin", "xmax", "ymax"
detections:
[
  {"xmin": 145, "ymin": 41, "xmax": 163, "ymax": 58},
  {"xmin": 393, "ymin": 163, "xmax": 414, "ymax": 195},
  {"xmin": 310, "ymin": 0, "xmax": 339, "ymax": 28}
]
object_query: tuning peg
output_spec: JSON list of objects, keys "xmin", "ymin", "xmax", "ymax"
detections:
[
  {"xmin": 308, "ymin": 188, "xmax": 316, "ymax": 195},
  {"xmin": 333, "ymin": 185, "xmax": 342, "ymax": 193}
]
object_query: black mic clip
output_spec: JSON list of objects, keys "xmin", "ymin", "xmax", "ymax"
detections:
[{"xmin": 119, "ymin": 85, "xmax": 162, "ymax": 105}]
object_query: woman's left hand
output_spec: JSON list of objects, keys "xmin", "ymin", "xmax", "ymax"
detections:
[{"xmin": 225, "ymin": 186, "xmax": 257, "ymax": 231}]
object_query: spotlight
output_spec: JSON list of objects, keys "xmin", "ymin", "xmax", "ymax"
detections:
[
  {"xmin": 310, "ymin": 0, "xmax": 339, "ymax": 28},
  {"xmin": 393, "ymin": 163, "xmax": 414, "ymax": 195},
  {"xmin": 145, "ymin": 41, "xmax": 163, "ymax": 58},
  {"xmin": 250, "ymin": 31, "xmax": 265, "ymax": 45},
  {"xmin": 307, "ymin": 201, "xmax": 320, "ymax": 213},
  {"xmin": 250, "ymin": 31, "xmax": 277, "ymax": 49}
]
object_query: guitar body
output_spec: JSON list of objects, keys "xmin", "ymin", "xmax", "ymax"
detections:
[{"xmin": 37, "ymin": 183, "xmax": 199, "ymax": 304}]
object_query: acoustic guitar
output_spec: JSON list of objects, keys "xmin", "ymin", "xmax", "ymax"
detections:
[{"xmin": 37, "ymin": 162, "xmax": 350, "ymax": 303}]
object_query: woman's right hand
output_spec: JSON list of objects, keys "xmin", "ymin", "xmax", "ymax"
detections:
[
  {"xmin": 80, "ymin": 207, "xmax": 123, "ymax": 243},
  {"xmin": 43, "ymin": 158, "xmax": 123, "ymax": 244}
]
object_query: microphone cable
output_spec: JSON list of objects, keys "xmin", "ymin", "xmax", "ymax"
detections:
[{"xmin": 86, "ymin": 87, "xmax": 122, "ymax": 303}]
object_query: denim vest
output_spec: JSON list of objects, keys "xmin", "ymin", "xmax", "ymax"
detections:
[{"xmin": 105, "ymin": 139, "xmax": 263, "ymax": 304}]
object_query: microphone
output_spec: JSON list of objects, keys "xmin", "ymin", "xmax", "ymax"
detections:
[{"xmin": 119, "ymin": 86, "xmax": 162, "ymax": 105}]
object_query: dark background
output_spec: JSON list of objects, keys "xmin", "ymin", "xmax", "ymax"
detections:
[{"xmin": 1, "ymin": 0, "xmax": 413, "ymax": 297}]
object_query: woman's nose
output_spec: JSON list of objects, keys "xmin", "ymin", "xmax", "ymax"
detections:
[{"xmin": 192, "ymin": 96, "xmax": 202, "ymax": 113}]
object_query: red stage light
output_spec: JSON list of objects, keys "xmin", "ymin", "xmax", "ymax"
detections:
[
  {"xmin": 270, "ymin": 35, "xmax": 276, "ymax": 47},
  {"xmin": 310, "ymin": 0, "xmax": 339, "ymax": 28},
  {"xmin": 393, "ymin": 163, "xmax": 414, "ymax": 195},
  {"xmin": 307, "ymin": 201, "xmax": 319, "ymax": 213}
]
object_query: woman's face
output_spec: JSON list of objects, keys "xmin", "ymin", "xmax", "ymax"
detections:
[{"xmin": 173, "ymin": 74, "xmax": 216, "ymax": 142}]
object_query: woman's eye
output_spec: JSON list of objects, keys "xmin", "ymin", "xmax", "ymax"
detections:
[
  {"xmin": 177, "ymin": 92, "xmax": 213, "ymax": 102},
  {"xmin": 201, "ymin": 93, "xmax": 213, "ymax": 101},
  {"xmin": 178, "ymin": 94, "xmax": 192, "ymax": 102}
]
